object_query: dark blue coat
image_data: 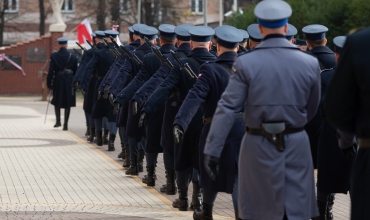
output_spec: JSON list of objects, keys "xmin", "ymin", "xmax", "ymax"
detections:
[
  {"xmin": 132, "ymin": 43, "xmax": 191, "ymax": 152},
  {"xmin": 115, "ymin": 43, "xmax": 177, "ymax": 152},
  {"xmin": 83, "ymin": 42, "xmax": 116, "ymax": 119},
  {"xmin": 305, "ymin": 46, "xmax": 336, "ymax": 168},
  {"xmin": 47, "ymin": 47, "xmax": 78, "ymax": 109},
  {"xmin": 115, "ymin": 43, "xmax": 152, "ymax": 137},
  {"xmin": 173, "ymin": 52, "xmax": 244, "ymax": 193},
  {"xmin": 317, "ymin": 67, "xmax": 354, "ymax": 194},
  {"xmin": 142, "ymin": 48, "xmax": 217, "ymax": 170}
]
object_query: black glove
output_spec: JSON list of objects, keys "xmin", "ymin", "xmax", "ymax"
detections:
[
  {"xmin": 98, "ymin": 91, "xmax": 103, "ymax": 99},
  {"xmin": 113, "ymin": 102, "xmax": 120, "ymax": 115},
  {"xmin": 204, "ymin": 154, "xmax": 220, "ymax": 181},
  {"xmin": 103, "ymin": 84, "xmax": 110, "ymax": 99},
  {"xmin": 109, "ymin": 94, "xmax": 115, "ymax": 106},
  {"xmin": 138, "ymin": 112, "xmax": 149, "ymax": 128},
  {"xmin": 341, "ymin": 143, "xmax": 357, "ymax": 159},
  {"xmin": 132, "ymin": 100, "xmax": 138, "ymax": 115},
  {"xmin": 173, "ymin": 124, "xmax": 184, "ymax": 144}
]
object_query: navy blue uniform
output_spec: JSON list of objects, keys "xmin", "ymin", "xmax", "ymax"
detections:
[
  {"xmin": 47, "ymin": 47, "xmax": 78, "ymax": 108},
  {"xmin": 173, "ymin": 52, "xmax": 244, "ymax": 193},
  {"xmin": 305, "ymin": 46, "xmax": 336, "ymax": 169},
  {"xmin": 142, "ymin": 48, "xmax": 216, "ymax": 170},
  {"xmin": 115, "ymin": 43, "xmax": 177, "ymax": 153},
  {"xmin": 317, "ymin": 67, "xmax": 354, "ymax": 193}
]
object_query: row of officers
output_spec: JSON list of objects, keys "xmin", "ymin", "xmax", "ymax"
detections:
[{"xmin": 46, "ymin": 1, "xmax": 365, "ymax": 219}]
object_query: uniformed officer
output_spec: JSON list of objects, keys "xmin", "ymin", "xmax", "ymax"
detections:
[
  {"xmin": 314, "ymin": 36, "xmax": 354, "ymax": 220},
  {"xmin": 140, "ymin": 26, "xmax": 217, "ymax": 211},
  {"xmin": 325, "ymin": 27, "xmax": 370, "ymax": 220},
  {"xmin": 114, "ymin": 24, "xmax": 177, "ymax": 186},
  {"xmin": 131, "ymin": 23, "xmax": 193, "ymax": 195},
  {"xmin": 81, "ymin": 30, "xmax": 118, "ymax": 148},
  {"xmin": 238, "ymin": 29, "xmax": 249, "ymax": 54},
  {"xmin": 47, "ymin": 37, "xmax": 78, "ymax": 131},
  {"xmin": 204, "ymin": 1, "xmax": 320, "ymax": 219},
  {"xmin": 172, "ymin": 25, "xmax": 244, "ymax": 220},
  {"xmin": 246, "ymin": 24, "xmax": 263, "ymax": 49},
  {"xmin": 302, "ymin": 24, "xmax": 336, "ymax": 169},
  {"xmin": 114, "ymin": 26, "xmax": 157, "ymax": 176},
  {"xmin": 285, "ymin": 23, "xmax": 297, "ymax": 43},
  {"xmin": 295, "ymin": 39, "xmax": 307, "ymax": 51}
]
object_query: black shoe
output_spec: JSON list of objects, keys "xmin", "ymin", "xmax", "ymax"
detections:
[
  {"xmin": 54, "ymin": 122, "xmax": 61, "ymax": 127},
  {"xmin": 96, "ymin": 130, "xmax": 103, "ymax": 146},
  {"xmin": 125, "ymin": 155, "xmax": 138, "ymax": 175},
  {"xmin": 172, "ymin": 187, "xmax": 188, "ymax": 211},
  {"xmin": 54, "ymin": 107, "xmax": 61, "ymax": 127},
  {"xmin": 88, "ymin": 128, "xmax": 95, "ymax": 142},
  {"xmin": 85, "ymin": 126, "xmax": 90, "ymax": 136},
  {"xmin": 118, "ymin": 144, "xmax": 125, "ymax": 159},
  {"xmin": 190, "ymin": 181, "xmax": 202, "ymax": 211},
  {"xmin": 108, "ymin": 134, "xmax": 116, "ymax": 151},
  {"xmin": 145, "ymin": 166, "xmax": 156, "ymax": 186},
  {"xmin": 160, "ymin": 170, "xmax": 177, "ymax": 195},
  {"xmin": 193, "ymin": 203, "xmax": 213, "ymax": 220},
  {"xmin": 122, "ymin": 147, "xmax": 130, "ymax": 168},
  {"xmin": 63, "ymin": 124, "xmax": 68, "ymax": 130},
  {"xmin": 63, "ymin": 108, "xmax": 70, "ymax": 130},
  {"xmin": 103, "ymin": 129, "xmax": 109, "ymax": 145}
]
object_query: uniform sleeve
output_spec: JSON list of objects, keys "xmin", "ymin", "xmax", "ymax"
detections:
[
  {"xmin": 173, "ymin": 64, "xmax": 212, "ymax": 132},
  {"xmin": 133, "ymin": 63, "xmax": 170, "ymax": 107},
  {"xmin": 81, "ymin": 52, "xmax": 99, "ymax": 91},
  {"xmin": 324, "ymin": 38, "xmax": 357, "ymax": 133},
  {"xmin": 72, "ymin": 53, "xmax": 86, "ymax": 85},
  {"xmin": 141, "ymin": 63, "xmax": 181, "ymax": 116},
  {"xmin": 98, "ymin": 58, "xmax": 117, "ymax": 92},
  {"xmin": 109, "ymin": 58, "xmax": 133, "ymax": 96},
  {"xmin": 115, "ymin": 56, "xmax": 153, "ymax": 105},
  {"xmin": 306, "ymin": 64, "xmax": 321, "ymax": 122},
  {"xmin": 204, "ymin": 59, "xmax": 248, "ymax": 158},
  {"xmin": 46, "ymin": 55, "xmax": 55, "ymax": 89}
]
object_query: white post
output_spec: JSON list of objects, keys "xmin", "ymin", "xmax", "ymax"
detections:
[
  {"xmin": 219, "ymin": 0, "xmax": 222, "ymax": 26},
  {"xmin": 204, "ymin": 0, "xmax": 207, "ymax": 26},
  {"xmin": 138, "ymin": 0, "xmax": 142, "ymax": 23},
  {"xmin": 233, "ymin": 0, "xmax": 237, "ymax": 11}
]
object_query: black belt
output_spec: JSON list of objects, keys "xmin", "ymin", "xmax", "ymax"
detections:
[
  {"xmin": 246, "ymin": 127, "xmax": 304, "ymax": 135},
  {"xmin": 203, "ymin": 112, "xmax": 244, "ymax": 125}
]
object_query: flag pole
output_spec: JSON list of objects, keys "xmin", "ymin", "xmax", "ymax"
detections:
[
  {"xmin": 219, "ymin": 0, "xmax": 222, "ymax": 26},
  {"xmin": 137, "ymin": 0, "xmax": 142, "ymax": 24},
  {"xmin": 204, "ymin": 0, "xmax": 208, "ymax": 25}
]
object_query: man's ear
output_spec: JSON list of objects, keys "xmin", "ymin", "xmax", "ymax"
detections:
[
  {"xmin": 209, "ymin": 42, "xmax": 213, "ymax": 50},
  {"xmin": 258, "ymin": 24, "xmax": 263, "ymax": 35},
  {"xmin": 190, "ymin": 41, "xmax": 193, "ymax": 50},
  {"xmin": 323, "ymin": 38, "xmax": 328, "ymax": 46}
]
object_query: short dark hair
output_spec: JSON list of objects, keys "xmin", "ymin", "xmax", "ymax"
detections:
[
  {"xmin": 307, "ymin": 39, "xmax": 325, "ymax": 48},
  {"xmin": 160, "ymin": 36, "xmax": 176, "ymax": 44}
]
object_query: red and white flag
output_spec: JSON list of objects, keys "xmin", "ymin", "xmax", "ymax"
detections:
[
  {"xmin": 77, "ymin": 18, "xmax": 93, "ymax": 44},
  {"xmin": 0, "ymin": 53, "xmax": 26, "ymax": 76}
]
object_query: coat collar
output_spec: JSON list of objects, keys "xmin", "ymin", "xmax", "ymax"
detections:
[
  {"xmin": 130, "ymin": 39, "xmax": 141, "ymax": 47},
  {"xmin": 310, "ymin": 46, "xmax": 334, "ymax": 55},
  {"xmin": 216, "ymin": 52, "xmax": 237, "ymax": 63},
  {"xmin": 136, "ymin": 42, "xmax": 151, "ymax": 51},
  {"xmin": 188, "ymin": 48, "xmax": 215, "ymax": 59},
  {"xmin": 59, "ymin": 47, "xmax": 69, "ymax": 53},
  {"xmin": 160, "ymin": 44, "xmax": 177, "ymax": 53},
  {"xmin": 176, "ymin": 43, "xmax": 191, "ymax": 53},
  {"xmin": 255, "ymin": 34, "xmax": 300, "ymax": 50}
]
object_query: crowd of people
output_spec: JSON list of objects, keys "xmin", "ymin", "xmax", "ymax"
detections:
[{"xmin": 45, "ymin": 0, "xmax": 370, "ymax": 219}]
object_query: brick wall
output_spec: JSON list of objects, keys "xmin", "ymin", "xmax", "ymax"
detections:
[{"xmin": 0, "ymin": 32, "xmax": 62, "ymax": 95}]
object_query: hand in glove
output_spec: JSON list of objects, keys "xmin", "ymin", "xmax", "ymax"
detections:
[
  {"xmin": 103, "ymin": 84, "xmax": 110, "ymax": 99},
  {"xmin": 132, "ymin": 100, "xmax": 138, "ymax": 115},
  {"xmin": 98, "ymin": 91, "xmax": 103, "ymax": 99},
  {"xmin": 109, "ymin": 94, "xmax": 115, "ymax": 106},
  {"xmin": 173, "ymin": 124, "xmax": 184, "ymax": 144},
  {"xmin": 204, "ymin": 154, "xmax": 220, "ymax": 181},
  {"xmin": 341, "ymin": 143, "xmax": 357, "ymax": 159},
  {"xmin": 138, "ymin": 112, "xmax": 149, "ymax": 128}
]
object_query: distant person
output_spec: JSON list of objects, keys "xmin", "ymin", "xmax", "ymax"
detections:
[
  {"xmin": 47, "ymin": 37, "xmax": 78, "ymax": 130},
  {"xmin": 246, "ymin": 24, "xmax": 263, "ymax": 49},
  {"xmin": 325, "ymin": 27, "xmax": 370, "ymax": 220},
  {"xmin": 295, "ymin": 39, "xmax": 307, "ymax": 51}
]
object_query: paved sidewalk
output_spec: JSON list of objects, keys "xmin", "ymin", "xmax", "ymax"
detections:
[{"xmin": 0, "ymin": 96, "xmax": 351, "ymax": 219}]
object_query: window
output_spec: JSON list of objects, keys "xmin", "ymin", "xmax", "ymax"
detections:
[
  {"xmin": 61, "ymin": 0, "xmax": 74, "ymax": 13},
  {"xmin": 4, "ymin": 0, "xmax": 19, "ymax": 13},
  {"xmin": 191, "ymin": 0, "xmax": 203, "ymax": 14},
  {"xmin": 119, "ymin": 0, "xmax": 131, "ymax": 14}
]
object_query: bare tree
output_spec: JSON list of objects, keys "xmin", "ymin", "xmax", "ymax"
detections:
[{"xmin": 0, "ymin": 0, "xmax": 9, "ymax": 46}]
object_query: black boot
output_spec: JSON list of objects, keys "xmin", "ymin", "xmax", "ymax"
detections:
[
  {"xmin": 85, "ymin": 126, "xmax": 90, "ymax": 136},
  {"xmin": 125, "ymin": 155, "xmax": 138, "ymax": 175},
  {"xmin": 63, "ymin": 108, "xmax": 70, "ymax": 130},
  {"xmin": 103, "ymin": 129, "xmax": 109, "ymax": 145},
  {"xmin": 118, "ymin": 144, "xmax": 125, "ymax": 159},
  {"xmin": 122, "ymin": 146, "xmax": 130, "ymax": 168},
  {"xmin": 54, "ymin": 107, "xmax": 61, "ymax": 127},
  {"xmin": 160, "ymin": 170, "xmax": 177, "ymax": 195},
  {"xmin": 235, "ymin": 209, "xmax": 239, "ymax": 220},
  {"xmin": 190, "ymin": 181, "xmax": 202, "ymax": 211},
  {"xmin": 96, "ymin": 130, "xmax": 103, "ymax": 146},
  {"xmin": 193, "ymin": 202, "xmax": 213, "ymax": 220},
  {"xmin": 313, "ymin": 201, "xmax": 326, "ymax": 220},
  {"xmin": 172, "ymin": 187, "xmax": 189, "ymax": 211},
  {"xmin": 137, "ymin": 150, "xmax": 144, "ymax": 172},
  {"xmin": 88, "ymin": 128, "xmax": 95, "ymax": 142},
  {"xmin": 145, "ymin": 166, "xmax": 156, "ymax": 186},
  {"xmin": 326, "ymin": 194, "xmax": 335, "ymax": 220},
  {"xmin": 108, "ymin": 134, "xmax": 116, "ymax": 151}
]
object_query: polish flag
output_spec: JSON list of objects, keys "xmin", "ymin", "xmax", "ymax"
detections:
[
  {"xmin": 0, "ymin": 53, "xmax": 26, "ymax": 76},
  {"xmin": 77, "ymin": 19, "xmax": 93, "ymax": 44},
  {"xmin": 112, "ymin": 25, "xmax": 122, "ymax": 46}
]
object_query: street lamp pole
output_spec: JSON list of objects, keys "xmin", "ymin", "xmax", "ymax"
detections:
[
  {"xmin": 138, "ymin": 0, "xmax": 142, "ymax": 23},
  {"xmin": 219, "ymin": 0, "xmax": 223, "ymax": 26},
  {"xmin": 204, "ymin": 0, "xmax": 208, "ymax": 25}
]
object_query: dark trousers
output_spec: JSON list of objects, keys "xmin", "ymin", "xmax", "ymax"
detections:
[
  {"xmin": 176, "ymin": 167, "xmax": 200, "ymax": 188},
  {"xmin": 84, "ymin": 110, "xmax": 89, "ymax": 126},
  {"xmin": 146, "ymin": 152, "xmax": 158, "ymax": 167},
  {"xmin": 87, "ymin": 113, "xmax": 95, "ymax": 128},
  {"xmin": 163, "ymin": 149, "xmax": 174, "ymax": 170},
  {"xmin": 119, "ymin": 126, "xmax": 129, "ymax": 146},
  {"xmin": 203, "ymin": 175, "xmax": 238, "ymax": 209}
]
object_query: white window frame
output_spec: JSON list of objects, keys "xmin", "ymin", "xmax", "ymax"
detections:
[
  {"xmin": 4, "ymin": 0, "xmax": 19, "ymax": 13},
  {"xmin": 119, "ymin": 0, "xmax": 131, "ymax": 14},
  {"xmin": 61, "ymin": 0, "xmax": 74, "ymax": 13},
  {"xmin": 191, "ymin": 0, "xmax": 204, "ymax": 15}
]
